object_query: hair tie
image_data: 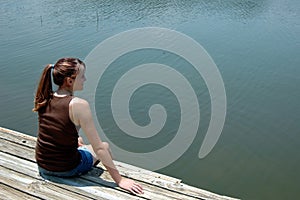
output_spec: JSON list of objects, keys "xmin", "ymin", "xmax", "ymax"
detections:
[{"xmin": 50, "ymin": 64, "xmax": 55, "ymax": 69}]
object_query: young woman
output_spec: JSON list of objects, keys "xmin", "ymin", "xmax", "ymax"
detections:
[{"xmin": 33, "ymin": 57, "xmax": 143, "ymax": 195}]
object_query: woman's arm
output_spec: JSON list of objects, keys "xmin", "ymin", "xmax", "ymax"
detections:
[{"xmin": 70, "ymin": 97, "xmax": 143, "ymax": 194}]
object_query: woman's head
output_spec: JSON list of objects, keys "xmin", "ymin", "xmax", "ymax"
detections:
[
  {"xmin": 52, "ymin": 58, "xmax": 85, "ymax": 86},
  {"xmin": 33, "ymin": 57, "xmax": 85, "ymax": 112}
]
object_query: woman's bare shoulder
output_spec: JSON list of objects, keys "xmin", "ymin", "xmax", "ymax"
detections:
[
  {"xmin": 70, "ymin": 97, "xmax": 89, "ymax": 105},
  {"xmin": 70, "ymin": 97, "xmax": 90, "ymax": 110}
]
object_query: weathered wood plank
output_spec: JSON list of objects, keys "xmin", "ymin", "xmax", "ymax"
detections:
[
  {"xmin": 0, "ymin": 134, "xmax": 202, "ymax": 200},
  {"xmin": 84, "ymin": 169, "xmax": 200, "ymax": 200},
  {"xmin": 111, "ymin": 161, "xmax": 237, "ymax": 200},
  {"xmin": 0, "ymin": 183, "xmax": 41, "ymax": 200},
  {"xmin": 106, "ymin": 161, "xmax": 182, "ymax": 184},
  {"xmin": 0, "ymin": 165, "xmax": 95, "ymax": 200},
  {"xmin": 0, "ymin": 127, "xmax": 36, "ymax": 148},
  {"xmin": 0, "ymin": 132, "xmax": 186, "ymax": 199},
  {"xmin": 0, "ymin": 135, "xmax": 34, "ymax": 161},
  {"xmin": 0, "ymin": 127, "xmax": 239, "ymax": 200},
  {"xmin": 0, "ymin": 152, "xmax": 143, "ymax": 200},
  {"xmin": 0, "ymin": 139, "xmax": 200, "ymax": 200},
  {"xmin": 0, "ymin": 127, "xmax": 181, "ymax": 184}
]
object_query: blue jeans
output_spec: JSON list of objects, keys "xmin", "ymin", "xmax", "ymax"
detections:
[{"xmin": 38, "ymin": 147, "xmax": 93, "ymax": 178}]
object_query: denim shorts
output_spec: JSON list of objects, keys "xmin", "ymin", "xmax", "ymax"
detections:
[{"xmin": 38, "ymin": 146, "xmax": 93, "ymax": 178}]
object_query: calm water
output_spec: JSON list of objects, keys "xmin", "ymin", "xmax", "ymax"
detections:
[{"xmin": 1, "ymin": 0, "xmax": 300, "ymax": 199}]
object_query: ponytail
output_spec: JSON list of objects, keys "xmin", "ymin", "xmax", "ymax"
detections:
[
  {"xmin": 32, "ymin": 64, "xmax": 53, "ymax": 112},
  {"xmin": 33, "ymin": 58, "xmax": 84, "ymax": 112}
]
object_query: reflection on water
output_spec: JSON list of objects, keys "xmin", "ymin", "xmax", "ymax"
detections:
[{"xmin": 0, "ymin": 0, "xmax": 299, "ymax": 199}]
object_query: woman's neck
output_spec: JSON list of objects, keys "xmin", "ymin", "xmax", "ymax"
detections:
[{"xmin": 54, "ymin": 88, "xmax": 73, "ymax": 97}]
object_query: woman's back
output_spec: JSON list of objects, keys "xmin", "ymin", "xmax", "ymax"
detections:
[{"xmin": 35, "ymin": 95, "xmax": 80, "ymax": 172}]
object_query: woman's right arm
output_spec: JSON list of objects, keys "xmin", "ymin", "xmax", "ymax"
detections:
[{"xmin": 70, "ymin": 98, "xmax": 143, "ymax": 194}]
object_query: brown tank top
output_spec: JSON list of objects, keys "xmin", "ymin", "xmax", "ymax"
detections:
[{"xmin": 35, "ymin": 95, "xmax": 81, "ymax": 172}]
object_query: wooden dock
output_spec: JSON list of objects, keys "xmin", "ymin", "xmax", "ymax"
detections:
[{"xmin": 0, "ymin": 127, "xmax": 239, "ymax": 200}]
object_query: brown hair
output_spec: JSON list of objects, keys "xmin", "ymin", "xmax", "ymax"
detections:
[{"xmin": 33, "ymin": 58, "xmax": 85, "ymax": 112}]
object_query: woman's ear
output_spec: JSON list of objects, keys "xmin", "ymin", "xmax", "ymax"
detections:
[{"xmin": 65, "ymin": 77, "xmax": 73, "ymax": 86}]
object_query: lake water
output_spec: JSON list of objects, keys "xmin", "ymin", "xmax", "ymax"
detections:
[{"xmin": 1, "ymin": 0, "xmax": 299, "ymax": 199}]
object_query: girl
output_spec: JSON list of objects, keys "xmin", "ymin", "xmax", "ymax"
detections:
[{"xmin": 33, "ymin": 57, "xmax": 143, "ymax": 195}]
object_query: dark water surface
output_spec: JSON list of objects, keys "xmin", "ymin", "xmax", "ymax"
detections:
[{"xmin": 1, "ymin": 0, "xmax": 299, "ymax": 199}]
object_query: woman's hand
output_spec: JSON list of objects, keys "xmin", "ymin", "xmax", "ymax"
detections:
[
  {"xmin": 78, "ymin": 137, "xmax": 84, "ymax": 147},
  {"xmin": 118, "ymin": 177, "xmax": 144, "ymax": 195}
]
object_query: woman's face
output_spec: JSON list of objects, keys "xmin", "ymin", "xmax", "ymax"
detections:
[{"xmin": 73, "ymin": 64, "xmax": 86, "ymax": 91}]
